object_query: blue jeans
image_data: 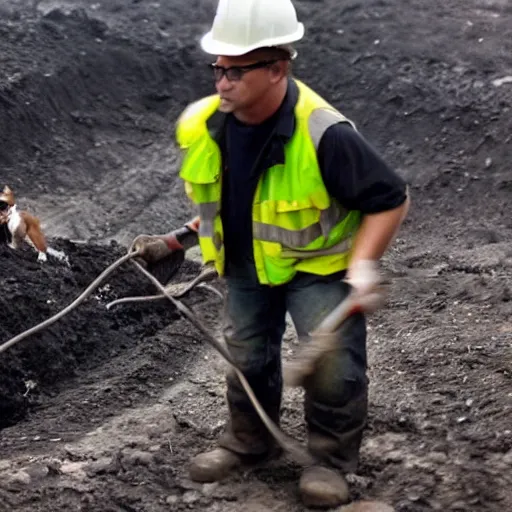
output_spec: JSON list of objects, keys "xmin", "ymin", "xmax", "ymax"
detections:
[{"xmin": 217, "ymin": 263, "xmax": 368, "ymax": 472}]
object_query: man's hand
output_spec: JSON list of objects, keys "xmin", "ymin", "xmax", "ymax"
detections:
[
  {"xmin": 129, "ymin": 231, "xmax": 189, "ymax": 285},
  {"xmin": 129, "ymin": 234, "xmax": 176, "ymax": 263},
  {"xmin": 128, "ymin": 222, "xmax": 200, "ymax": 284},
  {"xmin": 344, "ymin": 259, "xmax": 387, "ymax": 313}
]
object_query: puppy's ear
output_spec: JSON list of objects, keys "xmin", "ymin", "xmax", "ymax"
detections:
[{"xmin": 0, "ymin": 186, "xmax": 14, "ymax": 206}]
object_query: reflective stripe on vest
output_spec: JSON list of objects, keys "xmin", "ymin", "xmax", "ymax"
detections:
[
  {"xmin": 252, "ymin": 200, "xmax": 347, "ymax": 250},
  {"xmin": 197, "ymin": 202, "xmax": 218, "ymax": 237}
]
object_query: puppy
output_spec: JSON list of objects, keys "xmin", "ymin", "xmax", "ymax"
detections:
[{"xmin": 0, "ymin": 185, "xmax": 68, "ymax": 264}]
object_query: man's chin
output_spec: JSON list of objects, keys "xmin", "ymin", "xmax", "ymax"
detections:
[{"xmin": 218, "ymin": 99, "xmax": 235, "ymax": 113}]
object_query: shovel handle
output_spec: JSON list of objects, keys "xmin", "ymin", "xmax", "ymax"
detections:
[
  {"xmin": 282, "ymin": 293, "xmax": 361, "ymax": 388},
  {"xmin": 310, "ymin": 292, "xmax": 361, "ymax": 335}
]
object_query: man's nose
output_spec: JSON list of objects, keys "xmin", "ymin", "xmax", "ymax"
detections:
[{"xmin": 216, "ymin": 74, "xmax": 233, "ymax": 91}]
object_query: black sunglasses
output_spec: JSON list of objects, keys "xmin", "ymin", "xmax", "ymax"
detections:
[
  {"xmin": 0, "ymin": 201, "xmax": 8, "ymax": 212},
  {"xmin": 209, "ymin": 60, "xmax": 278, "ymax": 82}
]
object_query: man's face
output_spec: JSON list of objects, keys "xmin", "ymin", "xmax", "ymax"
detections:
[{"xmin": 212, "ymin": 54, "xmax": 278, "ymax": 115}]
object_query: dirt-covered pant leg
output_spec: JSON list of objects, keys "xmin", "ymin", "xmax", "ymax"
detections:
[
  {"xmin": 286, "ymin": 272, "xmax": 368, "ymax": 473},
  {"xmin": 218, "ymin": 276, "xmax": 287, "ymax": 456}
]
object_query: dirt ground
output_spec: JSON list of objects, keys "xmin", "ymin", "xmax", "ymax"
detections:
[{"xmin": 0, "ymin": 0, "xmax": 511, "ymax": 510}]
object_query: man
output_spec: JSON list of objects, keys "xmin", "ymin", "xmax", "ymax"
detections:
[{"xmin": 131, "ymin": 0, "xmax": 410, "ymax": 507}]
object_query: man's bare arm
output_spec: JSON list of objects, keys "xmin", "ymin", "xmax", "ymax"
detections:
[{"xmin": 349, "ymin": 190, "xmax": 410, "ymax": 263}]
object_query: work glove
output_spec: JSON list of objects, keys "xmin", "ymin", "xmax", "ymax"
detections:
[
  {"xmin": 129, "ymin": 218, "xmax": 200, "ymax": 262},
  {"xmin": 344, "ymin": 259, "xmax": 387, "ymax": 313},
  {"xmin": 129, "ymin": 234, "xmax": 178, "ymax": 263},
  {"xmin": 129, "ymin": 220, "xmax": 200, "ymax": 285}
]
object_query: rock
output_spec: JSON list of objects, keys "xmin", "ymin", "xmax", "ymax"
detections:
[
  {"xmin": 492, "ymin": 76, "xmax": 512, "ymax": 87},
  {"xmin": 427, "ymin": 451, "xmax": 448, "ymax": 464},
  {"xmin": 166, "ymin": 494, "xmax": 179, "ymax": 505},
  {"xmin": 182, "ymin": 490, "xmax": 201, "ymax": 504},
  {"xmin": 363, "ymin": 434, "xmax": 407, "ymax": 458},
  {"xmin": 210, "ymin": 485, "xmax": 239, "ymax": 500},
  {"xmin": 345, "ymin": 473, "xmax": 372, "ymax": 489},
  {"xmin": 177, "ymin": 478, "xmax": 203, "ymax": 491},
  {"xmin": 338, "ymin": 501, "xmax": 395, "ymax": 512},
  {"xmin": 47, "ymin": 459, "xmax": 62, "ymax": 475},
  {"xmin": 85, "ymin": 457, "xmax": 114, "ymax": 475},
  {"xmin": 23, "ymin": 463, "xmax": 49, "ymax": 481},
  {"xmin": 123, "ymin": 449, "xmax": 153, "ymax": 466},
  {"xmin": 502, "ymin": 449, "xmax": 512, "ymax": 465},
  {"xmin": 384, "ymin": 450, "xmax": 404, "ymax": 462},
  {"xmin": 202, "ymin": 482, "xmax": 219, "ymax": 496},
  {"xmin": 2, "ymin": 470, "xmax": 32, "ymax": 490},
  {"xmin": 60, "ymin": 461, "xmax": 88, "ymax": 479},
  {"xmin": 0, "ymin": 460, "xmax": 11, "ymax": 471},
  {"xmin": 245, "ymin": 502, "xmax": 275, "ymax": 512},
  {"xmin": 428, "ymin": 499, "xmax": 443, "ymax": 510}
]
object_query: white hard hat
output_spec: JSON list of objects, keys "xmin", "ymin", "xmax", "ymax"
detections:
[{"xmin": 200, "ymin": 0, "xmax": 304, "ymax": 56}]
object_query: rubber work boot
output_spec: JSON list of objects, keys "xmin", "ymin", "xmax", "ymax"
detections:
[
  {"xmin": 299, "ymin": 466, "xmax": 350, "ymax": 508},
  {"xmin": 188, "ymin": 448, "xmax": 242, "ymax": 483}
]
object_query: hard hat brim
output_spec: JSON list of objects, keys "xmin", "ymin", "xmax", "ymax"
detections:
[{"xmin": 200, "ymin": 23, "xmax": 304, "ymax": 56}]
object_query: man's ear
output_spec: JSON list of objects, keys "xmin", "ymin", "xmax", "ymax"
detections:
[{"xmin": 268, "ymin": 61, "xmax": 288, "ymax": 84}]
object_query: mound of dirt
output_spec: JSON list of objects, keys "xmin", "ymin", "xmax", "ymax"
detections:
[
  {"xmin": 0, "ymin": 240, "xmax": 207, "ymax": 429},
  {"xmin": 0, "ymin": 5, "xmax": 216, "ymax": 245},
  {"xmin": 0, "ymin": 6, "xmax": 212, "ymax": 185}
]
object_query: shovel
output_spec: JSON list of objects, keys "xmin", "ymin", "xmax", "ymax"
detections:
[{"xmin": 283, "ymin": 292, "xmax": 362, "ymax": 388}]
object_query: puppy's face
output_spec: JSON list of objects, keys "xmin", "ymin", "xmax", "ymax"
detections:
[
  {"xmin": 0, "ymin": 186, "xmax": 15, "ymax": 207},
  {"xmin": 0, "ymin": 186, "xmax": 15, "ymax": 225}
]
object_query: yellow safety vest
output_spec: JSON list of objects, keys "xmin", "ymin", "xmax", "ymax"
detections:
[{"xmin": 176, "ymin": 79, "xmax": 361, "ymax": 285}]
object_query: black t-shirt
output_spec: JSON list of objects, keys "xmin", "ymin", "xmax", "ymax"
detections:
[
  {"xmin": 220, "ymin": 87, "xmax": 407, "ymax": 271},
  {"xmin": 221, "ymin": 110, "xmax": 281, "ymax": 268},
  {"xmin": 318, "ymin": 122, "xmax": 407, "ymax": 213}
]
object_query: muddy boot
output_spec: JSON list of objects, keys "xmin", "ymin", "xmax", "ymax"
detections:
[
  {"xmin": 188, "ymin": 448, "xmax": 242, "ymax": 483},
  {"xmin": 299, "ymin": 466, "xmax": 350, "ymax": 508}
]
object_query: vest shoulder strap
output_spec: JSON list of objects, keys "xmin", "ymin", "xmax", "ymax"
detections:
[
  {"xmin": 294, "ymin": 79, "xmax": 357, "ymax": 153},
  {"xmin": 176, "ymin": 95, "xmax": 220, "ymax": 148},
  {"xmin": 308, "ymin": 108, "xmax": 357, "ymax": 152}
]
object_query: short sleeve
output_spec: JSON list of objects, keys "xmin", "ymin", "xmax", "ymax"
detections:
[{"xmin": 317, "ymin": 122, "xmax": 407, "ymax": 213}]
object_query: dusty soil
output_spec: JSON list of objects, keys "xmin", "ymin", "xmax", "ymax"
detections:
[{"xmin": 0, "ymin": 0, "xmax": 511, "ymax": 510}]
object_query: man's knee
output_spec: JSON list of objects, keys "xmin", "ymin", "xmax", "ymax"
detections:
[
  {"xmin": 307, "ymin": 368, "xmax": 368, "ymax": 414},
  {"xmin": 306, "ymin": 337, "xmax": 367, "ymax": 407}
]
